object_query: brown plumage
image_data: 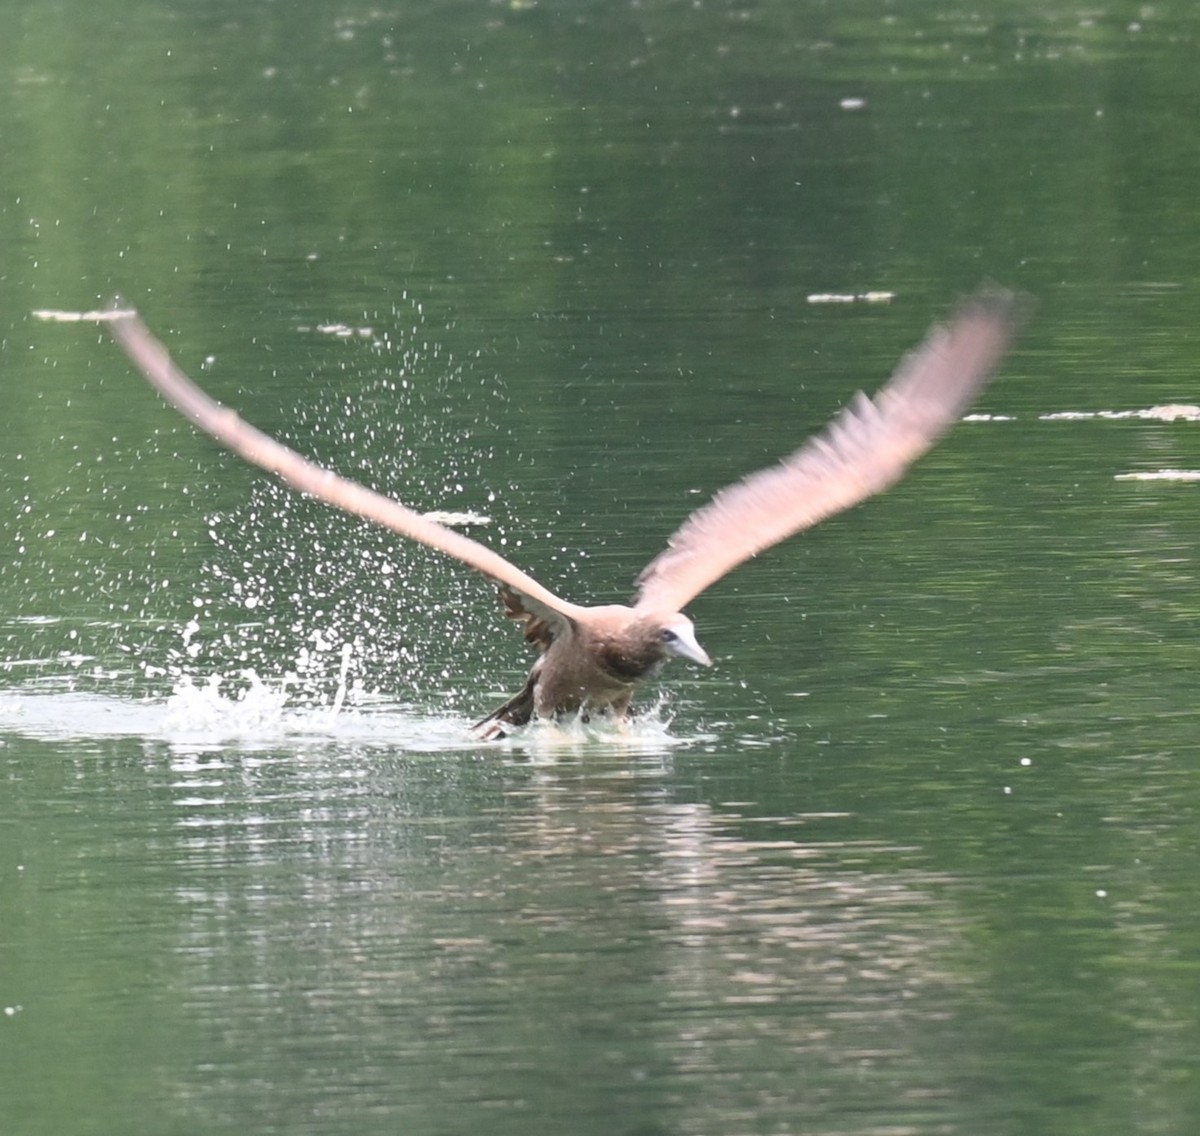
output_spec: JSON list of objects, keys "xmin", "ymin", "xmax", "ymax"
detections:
[{"xmin": 104, "ymin": 288, "xmax": 1026, "ymax": 738}]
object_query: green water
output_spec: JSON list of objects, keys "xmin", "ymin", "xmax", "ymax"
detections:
[{"xmin": 6, "ymin": 2, "xmax": 1200, "ymax": 1133}]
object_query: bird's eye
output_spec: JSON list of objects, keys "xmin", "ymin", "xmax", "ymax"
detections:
[{"xmin": 660, "ymin": 628, "xmax": 679, "ymax": 643}]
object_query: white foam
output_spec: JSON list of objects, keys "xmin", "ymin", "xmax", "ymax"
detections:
[
  {"xmin": 0, "ymin": 671, "xmax": 698, "ymax": 757},
  {"xmin": 0, "ymin": 674, "xmax": 471, "ymax": 753}
]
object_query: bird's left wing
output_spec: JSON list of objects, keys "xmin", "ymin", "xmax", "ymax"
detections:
[
  {"xmin": 105, "ymin": 307, "xmax": 584, "ymax": 626},
  {"xmin": 634, "ymin": 287, "xmax": 1028, "ymax": 614}
]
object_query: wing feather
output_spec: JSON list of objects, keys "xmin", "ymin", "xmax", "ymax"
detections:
[{"xmin": 634, "ymin": 288, "xmax": 1027, "ymax": 613}]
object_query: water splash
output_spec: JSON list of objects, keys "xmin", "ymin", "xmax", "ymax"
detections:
[
  {"xmin": 0, "ymin": 680, "xmax": 473, "ymax": 752},
  {"xmin": 187, "ymin": 291, "xmax": 516, "ymax": 710},
  {"xmin": 16, "ymin": 296, "xmax": 703, "ymax": 754},
  {"xmin": 0, "ymin": 603, "xmax": 696, "ymax": 757},
  {"xmin": 482, "ymin": 695, "xmax": 704, "ymax": 760},
  {"xmin": 0, "ymin": 665, "xmax": 698, "ymax": 757}
]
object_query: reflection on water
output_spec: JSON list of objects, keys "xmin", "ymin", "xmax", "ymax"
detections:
[
  {"xmin": 155, "ymin": 743, "xmax": 972, "ymax": 1134},
  {"xmin": 1, "ymin": 695, "xmax": 988, "ymax": 1134}
]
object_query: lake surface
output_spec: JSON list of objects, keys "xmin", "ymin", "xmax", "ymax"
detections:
[{"xmin": 5, "ymin": 2, "xmax": 1200, "ymax": 1133}]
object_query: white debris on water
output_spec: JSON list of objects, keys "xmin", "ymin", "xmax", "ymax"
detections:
[
  {"xmin": 806, "ymin": 291, "xmax": 895, "ymax": 304},
  {"xmin": 957, "ymin": 406, "xmax": 1200, "ymax": 427},
  {"xmin": 1115, "ymin": 469, "xmax": 1200, "ymax": 482},
  {"xmin": 32, "ymin": 307, "xmax": 135, "ymax": 322},
  {"xmin": 1040, "ymin": 404, "xmax": 1200, "ymax": 422}
]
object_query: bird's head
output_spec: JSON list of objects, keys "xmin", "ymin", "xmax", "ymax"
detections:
[{"xmin": 656, "ymin": 612, "xmax": 713, "ymax": 668}]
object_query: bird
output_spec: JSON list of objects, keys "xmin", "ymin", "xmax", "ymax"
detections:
[{"xmin": 104, "ymin": 288, "xmax": 1025, "ymax": 738}]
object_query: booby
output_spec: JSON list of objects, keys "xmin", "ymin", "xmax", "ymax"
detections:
[{"xmin": 105, "ymin": 288, "xmax": 1025, "ymax": 737}]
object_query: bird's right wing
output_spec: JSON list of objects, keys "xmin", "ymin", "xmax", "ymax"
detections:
[
  {"xmin": 634, "ymin": 288, "xmax": 1028, "ymax": 614},
  {"xmin": 105, "ymin": 307, "xmax": 583, "ymax": 631}
]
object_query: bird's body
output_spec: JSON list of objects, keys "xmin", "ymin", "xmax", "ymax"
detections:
[
  {"xmin": 479, "ymin": 609, "xmax": 643, "ymax": 735},
  {"xmin": 104, "ymin": 289, "xmax": 1026, "ymax": 738},
  {"xmin": 474, "ymin": 595, "xmax": 711, "ymax": 737},
  {"xmin": 521, "ymin": 606, "xmax": 661, "ymax": 713}
]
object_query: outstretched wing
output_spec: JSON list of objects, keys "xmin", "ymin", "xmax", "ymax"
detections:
[
  {"xmin": 106, "ymin": 307, "xmax": 584, "ymax": 629},
  {"xmin": 634, "ymin": 288, "xmax": 1027, "ymax": 614}
]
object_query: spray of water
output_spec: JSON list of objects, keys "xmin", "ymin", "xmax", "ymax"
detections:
[{"xmin": 10, "ymin": 296, "xmax": 696, "ymax": 753}]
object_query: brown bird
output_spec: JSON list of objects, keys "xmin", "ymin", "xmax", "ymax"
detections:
[{"xmin": 105, "ymin": 289, "xmax": 1024, "ymax": 738}]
